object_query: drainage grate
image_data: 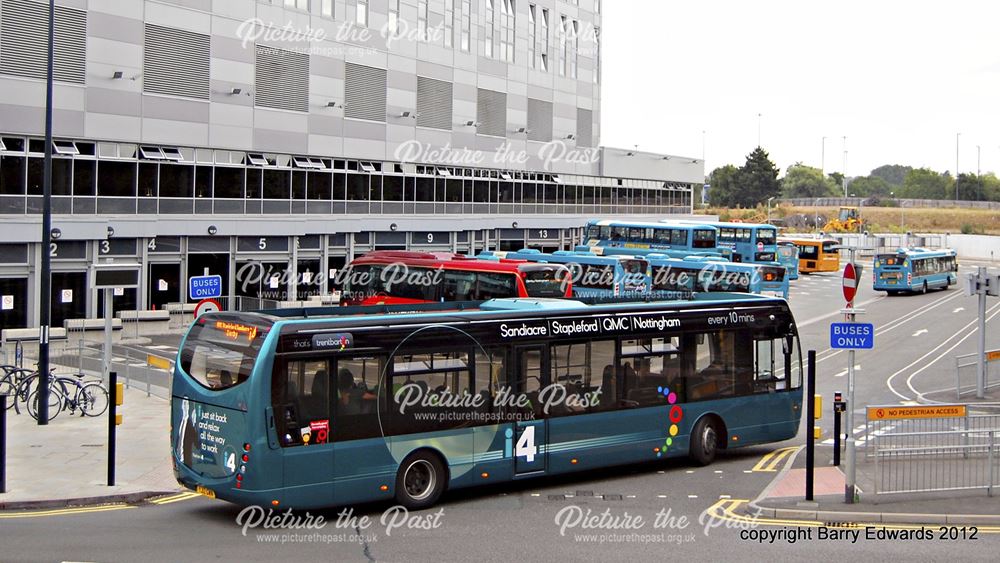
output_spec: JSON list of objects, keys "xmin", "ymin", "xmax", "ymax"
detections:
[
  {"xmin": 576, "ymin": 490, "xmax": 594, "ymax": 497},
  {"xmin": 547, "ymin": 494, "xmax": 566, "ymax": 501},
  {"xmin": 602, "ymin": 494, "xmax": 623, "ymax": 501}
]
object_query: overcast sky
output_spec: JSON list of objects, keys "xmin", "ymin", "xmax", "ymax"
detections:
[{"xmin": 601, "ymin": 0, "xmax": 1000, "ymax": 179}]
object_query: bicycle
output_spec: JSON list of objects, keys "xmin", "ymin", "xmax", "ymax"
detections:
[
  {"xmin": 27, "ymin": 374, "xmax": 109, "ymax": 420},
  {"xmin": 2, "ymin": 366, "xmax": 40, "ymax": 412}
]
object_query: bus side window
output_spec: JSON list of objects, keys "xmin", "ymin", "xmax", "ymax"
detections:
[{"xmin": 333, "ymin": 357, "xmax": 383, "ymax": 441}]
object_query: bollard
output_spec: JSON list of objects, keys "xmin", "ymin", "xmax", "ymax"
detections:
[
  {"xmin": 806, "ymin": 350, "xmax": 817, "ymax": 501},
  {"xmin": 833, "ymin": 391, "xmax": 846, "ymax": 467},
  {"xmin": 1, "ymin": 394, "xmax": 6, "ymax": 493},
  {"xmin": 108, "ymin": 371, "xmax": 117, "ymax": 486}
]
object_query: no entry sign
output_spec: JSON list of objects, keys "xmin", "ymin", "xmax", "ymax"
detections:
[{"xmin": 843, "ymin": 263, "xmax": 862, "ymax": 303}]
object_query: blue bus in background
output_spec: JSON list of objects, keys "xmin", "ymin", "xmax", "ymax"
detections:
[
  {"xmin": 478, "ymin": 249, "xmax": 650, "ymax": 299},
  {"xmin": 582, "ymin": 219, "xmax": 734, "ymax": 261},
  {"xmin": 171, "ymin": 295, "xmax": 803, "ymax": 510},
  {"xmin": 873, "ymin": 248, "xmax": 958, "ymax": 295},
  {"xmin": 776, "ymin": 241, "xmax": 800, "ymax": 280},
  {"xmin": 662, "ymin": 220, "xmax": 778, "ymax": 264},
  {"xmin": 593, "ymin": 248, "xmax": 789, "ymax": 299}
]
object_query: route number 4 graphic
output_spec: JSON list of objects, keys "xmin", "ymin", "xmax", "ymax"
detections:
[
  {"xmin": 516, "ymin": 426, "xmax": 537, "ymax": 462},
  {"xmin": 226, "ymin": 452, "xmax": 236, "ymax": 473}
]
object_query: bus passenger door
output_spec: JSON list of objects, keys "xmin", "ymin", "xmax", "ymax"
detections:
[
  {"xmin": 274, "ymin": 359, "xmax": 334, "ymax": 507},
  {"xmin": 512, "ymin": 346, "xmax": 547, "ymax": 475}
]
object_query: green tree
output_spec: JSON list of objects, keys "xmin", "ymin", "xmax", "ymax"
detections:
[
  {"xmin": 707, "ymin": 164, "xmax": 740, "ymax": 207},
  {"xmin": 735, "ymin": 147, "xmax": 781, "ymax": 207},
  {"xmin": 846, "ymin": 176, "xmax": 893, "ymax": 198},
  {"xmin": 954, "ymin": 173, "xmax": 998, "ymax": 201},
  {"xmin": 827, "ymin": 172, "xmax": 845, "ymax": 195},
  {"xmin": 781, "ymin": 164, "xmax": 839, "ymax": 198},
  {"xmin": 870, "ymin": 164, "xmax": 912, "ymax": 186},
  {"xmin": 900, "ymin": 168, "xmax": 951, "ymax": 199},
  {"xmin": 983, "ymin": 174, "xmax": 1000, "ymax": 201}
]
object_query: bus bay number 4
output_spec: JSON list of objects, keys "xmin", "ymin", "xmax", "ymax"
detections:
[{"xmin": 516, "ymin": 425, "xmax": 538, "ymax": 462}]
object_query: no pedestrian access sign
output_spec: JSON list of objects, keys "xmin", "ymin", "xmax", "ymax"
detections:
[{"xmin": 867, "ymin": 404, "xmax": 967, "ymax": 421}]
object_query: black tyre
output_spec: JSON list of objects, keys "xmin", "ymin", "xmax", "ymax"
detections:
[
  {"xmin": 79, "ymin": 382, "xmax": 109, "ymax": 417},
  {"xmin": 395, "ymin": 451, "xmax": 446, "ymax": 510},
  {"xmin": 0, "ymin": 377, "xmax": 14, "ymax": 408},
  {"xmin": 689, "ymin": 417, "xmax": 719, "ymax": 466},
  {"xmin": 886, "ymin": 290, "xmax": 898, "ymax": 296},
  {"xmin": 920, "ymin": 282, "xmax": 928, "ymax": 294},
  {"xmin": 27, "ymin": 388, "xmax": 62, "ymax": 422}
]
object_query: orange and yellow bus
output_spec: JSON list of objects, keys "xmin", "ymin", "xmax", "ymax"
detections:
[{"xmin": 777, "ymin": 237, "xmax": 840, "ymax": 274}]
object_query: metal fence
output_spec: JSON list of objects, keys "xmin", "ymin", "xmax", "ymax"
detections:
[
  {"xmin": 865, "ymin": 410, "xmax": 1000, "ymax": 458},
  {"xmin": 955, "ymin": 353, "xmax": 1000, "ymax": 399},
  {"xmin": 782, "ymin": 197, "xmax": 1000, "ymax": 210},
  {"xmin": 8, "ymin": 339, "xmax": 173, "ymax": 400},
  {"xmin": 874, "ymin": 429, "xmax": 1000, "ymax": 497}
]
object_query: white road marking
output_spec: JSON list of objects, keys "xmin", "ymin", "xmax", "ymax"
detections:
[
  {"xmin": 953, "ymin": 307, "xmax": 965, "ymax": 313},
  {"xmin": 833, "ymin": 365, "xmax": 862, "ymax": 377},
  {"xmin": 912, "ymin": 329, "xmax": 928, "ymax": 337}
]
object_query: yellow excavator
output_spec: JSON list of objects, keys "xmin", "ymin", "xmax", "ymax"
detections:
[{"xmin": 822, "ymin": 206, "xmax": 865, "ymax": 233}]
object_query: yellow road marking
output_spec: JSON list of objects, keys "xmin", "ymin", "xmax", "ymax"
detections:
[
  {"xmin": 704, "ymin": 498, "xmax": 1000, "ymax": 533},
  {"xmin": 0, "ymin": 504, "xmax": 134, "ymax": 519},
  {"xmin": 149, "ymin": 492, "xmax": 200, "ymax": 505},
  {"xmin": 751, "ymin": 446, "xmax": 799, "ymax": 472}
]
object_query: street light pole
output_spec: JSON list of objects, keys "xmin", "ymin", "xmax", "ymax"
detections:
[
  {"xmin": 757, "ymin": 113, "xmax": 762, "ymax": 148},
  {"xmin": 956, "ymin": 133, "xmax": 961, "ymax": 201},
  {"xmin": 767, "ymin": 197, "xmax": 775, "ymax": 224},
  {"xmin": 821, "ymin": 136, "xmax": 827, "ymax": 175},
  {"xmin": 842, "ymin": 136, "xmax": 848, "ymax": 198},
  {"xmin": 977, "ymin": 145, "xmax": 982, "ymax": 200},
  {"xmin": 37, "ymin": 0, "xmax": 56, "ymax": 425}
]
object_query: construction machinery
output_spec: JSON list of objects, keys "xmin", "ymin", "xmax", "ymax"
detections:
[{"xmin": 822, "ymin": 206, "xmax": 865, "ymax": 233}]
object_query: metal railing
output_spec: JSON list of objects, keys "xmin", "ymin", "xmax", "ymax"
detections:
[
  {"xmin": 10, "ymin": 339, "xmax": 173, "ymax": 400},
  {"xmin": 864, "ymin": 410, "xmax": 1000, "ymax": 458},
  {"xmin": 956, "ymin": 352, "xmax": 1000, "ymax": 399},
  {"xmin": 874, "ymin": 429, "xmax": 1000, "ymax": 497}
]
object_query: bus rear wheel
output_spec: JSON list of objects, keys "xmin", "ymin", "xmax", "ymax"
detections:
[
  {"xmin": 920, "ymin": 282, "xmax": 928, "ymax": 294},
  {"xmin": 395, "ymin": 451, "xmax": 445, "ymax": 510},
  {"xmin": 689, "ymin": 417, "xmax": 719, "ymax": 466}
]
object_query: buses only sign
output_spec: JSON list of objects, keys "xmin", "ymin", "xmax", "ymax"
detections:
[{"xmin": 830, "ymin": 322, "xmax": 874, "ymax": 349}]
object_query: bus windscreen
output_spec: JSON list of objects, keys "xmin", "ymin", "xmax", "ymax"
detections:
[
  {"xmin": 521, "ymin": 264, "xmax": 570, "ymax": 298},
  {"xmin": 179, "ymin": 315, "xmax": 272, "ymax": 391}
]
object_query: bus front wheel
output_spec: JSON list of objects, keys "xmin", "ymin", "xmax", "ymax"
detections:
[
  {"xmin": 395, "ymin": 451, "xmax": 446, "ymax": 510},
  {"xmin": 689, "ymin": 417, "xmax": 719, "ymax": 466}
]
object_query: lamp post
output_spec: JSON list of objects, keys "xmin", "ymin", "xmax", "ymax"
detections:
[
  {"xmin": 821, "ymin": 136, "xmax": 827, "ymax": 175},
  {"xmin": 842, "ymin": 136, "xmax": 848, "ymax": 198},
  {"xmin": 757, "ymin": 113, "xmax": 762, "ymax": 147},
  {"xmin": 977, "ymin": 145, "xmax": 981, "ymax": 201},
  {"xmin": 955, "ymin": 133, "xmax": 961, "ymax": 201},
  {"xmin": 37, "ymin": 0, "xmax": 56, "ymax": 425},
  {"xmin": 767, "ymin": 196, "xmax": 775, "ymax": 224},
  {"xmin": 892, "ymin": 191, "xmax": 903, "ymax": 230}
]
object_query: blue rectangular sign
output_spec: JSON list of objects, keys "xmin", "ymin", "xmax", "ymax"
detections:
[
  {"xmin": 830, "ymin": 322, "xmax": 874, "ymax": 349},
  {"xmin": 189, "ymin": 275, "xmax": 223, "ymax": 300}
]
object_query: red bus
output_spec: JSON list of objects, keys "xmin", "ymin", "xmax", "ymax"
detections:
[{"xmin": 340, "ymin": 251, "xmax": 572, "ymax": 305}]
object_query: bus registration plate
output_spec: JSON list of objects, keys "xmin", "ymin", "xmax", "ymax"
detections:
[{"xmin": 196, "ymin": 485, "xmax": 216, "ymax": 499}]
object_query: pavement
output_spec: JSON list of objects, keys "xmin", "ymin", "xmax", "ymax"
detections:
[
  {"xmin": 0, "ymin": 385, "xmax": 181, "ymax": 510},
  {"xmin": 748, "ymin": 440, "xmax": 1000, "ymax": 525}
]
